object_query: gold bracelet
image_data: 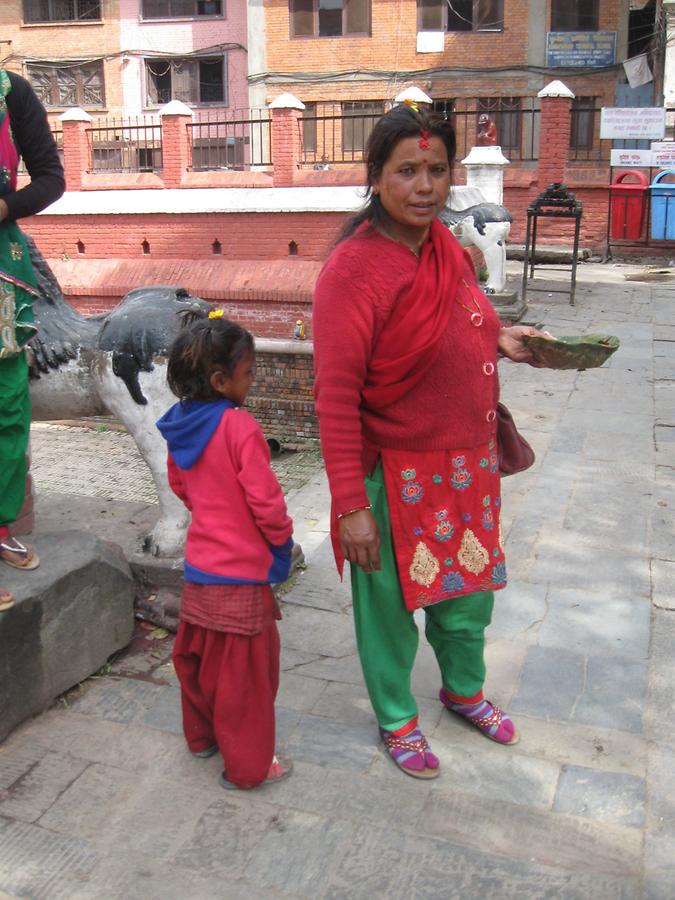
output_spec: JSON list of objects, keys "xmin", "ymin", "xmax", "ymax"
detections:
[{"xmin": 337, "ymin": 504, "xmax": 372, "ymax": 520}]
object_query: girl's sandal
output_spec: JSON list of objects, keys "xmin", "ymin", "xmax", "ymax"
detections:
[
  {"xmin": 0, "ymin": 538, "xmax": 40, "ymax": 571},
  {"xmin": 440, "ymin": 689, "xmax": 520, "ymax": 745},
  {"xmin": 0, "ymin": 589, "xmax": 15, "ymax": 612},
  {"xmin": 220, "ymin": 754, "xmax": 293, "ymax": 790},
  {"xmin": 380, "ymin": 727, "xmax": 440, "ymax": 780}
]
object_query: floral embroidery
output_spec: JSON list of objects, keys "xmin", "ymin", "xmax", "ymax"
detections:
[
  {"xmin": 442, "ymin": 571, "xmax": 465, "ymax": 594},
  {"xmin": 482, "ymin": 509, "xmax": 494, "ymax": 530},
  {"xmin": 401, "ymin": 468, "xmax": 416, "ymax": 480},
  {"xmin": 9, "ymin": 242, "xmax": 23, "ymax": 262},
  {"xmin": 435, "ymin": 509, "xmax": 448, "ymax": 520},
  {"xmin": 413, "ymin": 526, "xmax": 423, "ymax": 536},
  {"xmin": 479, "ymin": 458, "xmax": 488, "ymax": 468},
  {"xmin": 482, "ymin": 495, "xmax": 490, "ymax": 507},
  {"xmin": 457, "ymin": 529, "xmax": 489, "ymax": 575},
  {"xmin": 462, "ymin": 513, "xmax": 472, "ymax": 522},
  {"xmin": 409, "ymin": 541, "xmax": 440, "ymax": 587},
  {"xmin": 434, "ymin": 520, "xmax": 455, "ymax": 542},
  {"xmin": 444, "ymin": 557, "xmax": 454, "ymax": 567},
  {"xmin": 493, "ymin": 547, "xmax": 500, "ymax": 558},
  {"xmin": 492, "ymin": 562, "xmax": 507, "ymax": 585},
  {"xmin": 494, "ymin": 496, "xmax": 501, "ymax": 507},
  {"xmin": 451, "ymin": 455, "xmax": 466, "ymax": 468},
  {"xmin": 489, "ymin": 452, "xmax": 499, "ymax": 474},
  {"xmin": 489, "ymin": 439, "xmax": 495, "ymax": 451},
  {"xmin": 432, "ymin": 474, "xmax": 442, "ymax": 484},
  {"xmin": 401, "ymin": 480, "xmax": 424, "ymax": 504},
  {"xmin": 451, "ymin": 468, "xmax": 472, "ymax": 490}
]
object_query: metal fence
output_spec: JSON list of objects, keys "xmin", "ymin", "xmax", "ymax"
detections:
[
  {"xmin": 187, "ymin": 108, "xmax": 271, "ymax": 171},
  {"xmin": 87, "ymin": 116, "xmax": 163, "ymax": 173},
  {"xmin": 301, "ymin": 105, "xmax": 385, "ymax": 165}
]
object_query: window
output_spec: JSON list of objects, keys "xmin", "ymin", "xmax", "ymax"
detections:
[
  {"xmin": 342, "ymin": 100, "xmax": 383, "ymax": 153},
  {"xmin": 290, "ymin": 0, "xmax": 370, "ymax": 38},
  {"xmin": 23, "ymin": 0, "xmax": 101, "ymax": 23},
  {"xmin": 145, "ymin": 57, "xmax": 226, "ymax": 106},
  {"xmin": 27, "ymin": 61, "xmax": 104, "ymax": 108},
  {"xmin": 551, "ymin": 0, "xmax": 598, "ymax": 32},
  {"xmin": 570, "ymin": 96, "xmax": 595, "ymax": 150},
  {"xmin": 418, "ymin": 0, "xmax": 503, "ymax": 32},
  {"xmin": 431, "ymin": 98, "xmax": 455, "ymax": 119},
  {"xmin": 478, "ymin": 97, "xmax": 520, "ymax": 151},
  {"xmin": 141, "ymin": 0, "xmax": 222, "ymax": 18}
]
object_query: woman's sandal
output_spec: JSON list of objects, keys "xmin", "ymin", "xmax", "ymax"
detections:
[
  {"xmin": 0, "ymin": 589, "xmax": 15, "ymax": 612},
  {"xmin": 0, "ymin": 538, "xmax": 40, "ymax": 571},
  {"xmin": 380, "ymin": 727, "xmax": 440, "ymax": 779},
  {"xmin": 220, "ymin": 754, "xmax": 293, "ymax": 790},
  {"xmin": 439, "ymin": 689, "xmax": 520, "ymax": 745}
]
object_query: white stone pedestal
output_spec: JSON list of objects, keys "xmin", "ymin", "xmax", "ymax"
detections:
[{"xmin": 461, "ymin": 145, "xmax": 510, "ymax": 206}]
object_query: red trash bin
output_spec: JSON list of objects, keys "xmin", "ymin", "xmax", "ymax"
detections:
[{"xmin": 610, "ymin": 170, "xmax": 648, "ymax": 240}]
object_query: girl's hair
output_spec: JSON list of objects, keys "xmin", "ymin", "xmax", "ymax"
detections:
[
  {"xmin": 167, "ymin": 310, "xmax": 254, "ymax": 401},
  {"xmin": 337, "ymin": 104, "xmax": 457, "ymax": 243}
]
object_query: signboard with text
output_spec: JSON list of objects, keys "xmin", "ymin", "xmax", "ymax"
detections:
[
  {"xmin": 610, "ymin": 149, "xmax": 655, "ymax": 167},
  {"xmin": 547, "ymin": 32, "xmax": 616, "ymax": 67},
  {"xmin": 600, "ymin": 107, "xmax": 666, "ymax": 140},
  {"xmin": 651, "ymin": 142, "xmax": 675, "ymax": 166}
]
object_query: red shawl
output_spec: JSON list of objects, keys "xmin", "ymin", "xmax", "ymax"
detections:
[{"xmin": 361, "ymin": 218, "xmax": 465, "ymax": 410}]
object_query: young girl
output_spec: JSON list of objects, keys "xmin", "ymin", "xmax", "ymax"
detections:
[{"xmin": 157, "ymin": 310, "xmax": 294, "ymax": 789}]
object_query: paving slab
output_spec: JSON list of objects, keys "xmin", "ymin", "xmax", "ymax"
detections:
[{"xmin": 1, "ymin": 264, "xmax": 674, "ymax": 898}]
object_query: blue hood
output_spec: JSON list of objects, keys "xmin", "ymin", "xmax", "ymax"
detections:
[{"xmin": 156, "ymin": 399, "xmax": 235, "ymax": 469}]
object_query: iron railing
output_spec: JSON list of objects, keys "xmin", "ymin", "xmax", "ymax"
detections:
[
  {"xmin": 187, "ymin": 108, "xmax": 271, "ymax": 170},
  {"xmin": 87, "ymin": 116, "xmax": 163, "ymax": 173},
  {"xmin": 301, "ymin": 107, "xmax": 384, "ymax": 165}
]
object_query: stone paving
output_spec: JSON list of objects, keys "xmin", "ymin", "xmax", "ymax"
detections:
[{"xmin": 1, "ymin": 261, "xmax": 675, "ymax": 899}]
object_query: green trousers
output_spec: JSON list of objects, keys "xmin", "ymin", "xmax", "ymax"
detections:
[
  {"xmin": 350, "ymin": 464, "xmax": 494, "ymax": 732},
  {"xmin": 0, "ymin": 352, "xmax": 30, "ymax": 527}
]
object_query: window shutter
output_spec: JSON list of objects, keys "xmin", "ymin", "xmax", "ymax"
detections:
[
  {"xmin": 290, "ymin": 0, "xmax": 314, "ymax": 36},
  {"xmin": 345, "ymin": 0, "xmax": 369, "ymax": 34},
  {"xmin": 418, "ymin": 0, "xmax": 444, "ymax": 30}
]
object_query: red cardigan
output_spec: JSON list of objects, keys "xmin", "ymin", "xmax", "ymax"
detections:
[{"xmin": 312, "ymin": 225, "xmax": 501, "ymax": 517}]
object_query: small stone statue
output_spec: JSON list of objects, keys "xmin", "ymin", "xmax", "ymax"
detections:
[{"xmin": 476, "ymin": 113, "xmax": 498, "ymax": 147}]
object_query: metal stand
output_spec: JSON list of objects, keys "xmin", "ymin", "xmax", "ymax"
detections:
[{"xmin": 522, "ymin": 183, "xmax": 583, "ymax": 306}]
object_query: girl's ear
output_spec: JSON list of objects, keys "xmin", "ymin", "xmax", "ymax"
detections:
[{"xmin": 209, "ymin": 370, "xmax": 229, "ymax": 395}]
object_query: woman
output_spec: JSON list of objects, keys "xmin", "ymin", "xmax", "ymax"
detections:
[
  {"xmin": 0, "ymin": 69, "xmax": 65, "ymax": 611},
  {"xmin": 313, "ymin": 104, "xmax": 543, "ymax": 779}
]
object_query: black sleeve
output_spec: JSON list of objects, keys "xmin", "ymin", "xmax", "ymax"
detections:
[{"xmin": 3, "ymin": 71, "xmax": 65, "ymax": 222}]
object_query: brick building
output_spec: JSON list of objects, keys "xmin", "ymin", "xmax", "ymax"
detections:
[{"xmin": 261, "ymin": 1, "xmax": 655, "ymax": 166}]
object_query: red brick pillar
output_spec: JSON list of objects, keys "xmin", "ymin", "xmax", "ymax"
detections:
[
  {"xmin": 269, "ymin": 93, "xmax": 305, "ymax": 187},
  {"xmin": 160, "ymin": 100, "xmax": 193, "ymax": 188},
  {"xmin": 537, "ymin": 80, "xmax": 575, "ymax": 189},
  {"xmin": 59, "ymin": 108, "xmax": 92, "ymax": 191}
]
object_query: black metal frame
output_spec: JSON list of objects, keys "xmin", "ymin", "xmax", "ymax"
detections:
[{"xmin": 522, "ymin": 183, "xmax": 583, "ymax": 307}]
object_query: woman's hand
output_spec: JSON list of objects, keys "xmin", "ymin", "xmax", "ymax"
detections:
[
  {"xmin": 0, "ymin": 199, "xmax": 8, "ymax": 223},
  {"xmin": 339, "ymin": 509, "xmax": 381, "ymax": 574},
  {"xmin": 498, "ymin": 325, "xmax": 553, "ymax": 366}
]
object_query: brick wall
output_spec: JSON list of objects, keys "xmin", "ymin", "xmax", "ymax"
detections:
[{"xmin": 247, "ymin": 348, "xmax": 318, "ymax": 443}]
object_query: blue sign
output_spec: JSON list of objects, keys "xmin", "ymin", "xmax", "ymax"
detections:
[{"xmin": 547, "ymin": 32, "xmax": 616, "ymax": 68}]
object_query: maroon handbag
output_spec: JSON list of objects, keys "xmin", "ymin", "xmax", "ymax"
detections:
[{"xmin": 497, "ymin": 402, "xmax": 535, "ymax": 476}]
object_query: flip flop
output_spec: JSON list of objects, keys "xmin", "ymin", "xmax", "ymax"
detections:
[
  {"xmin": 0, "ymin": 589, "xmax": 15, "ymax": 611},
  {"xmin": 0, "ymin": 539, "xmax": 40, "ymax": 571}
]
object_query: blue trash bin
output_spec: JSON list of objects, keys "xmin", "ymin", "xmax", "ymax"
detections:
[{"xmin": 651, "ymin": 169, "xmax": 675, "ymax": 240}]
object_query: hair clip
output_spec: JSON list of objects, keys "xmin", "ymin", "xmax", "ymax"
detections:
[
  {"xmin": 208, "ymin": 309, "xmax": 224, "ymax": 319},
  {"xmin": 418, "ymin": 129, "xmax": 431, "ymax": 150}
]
